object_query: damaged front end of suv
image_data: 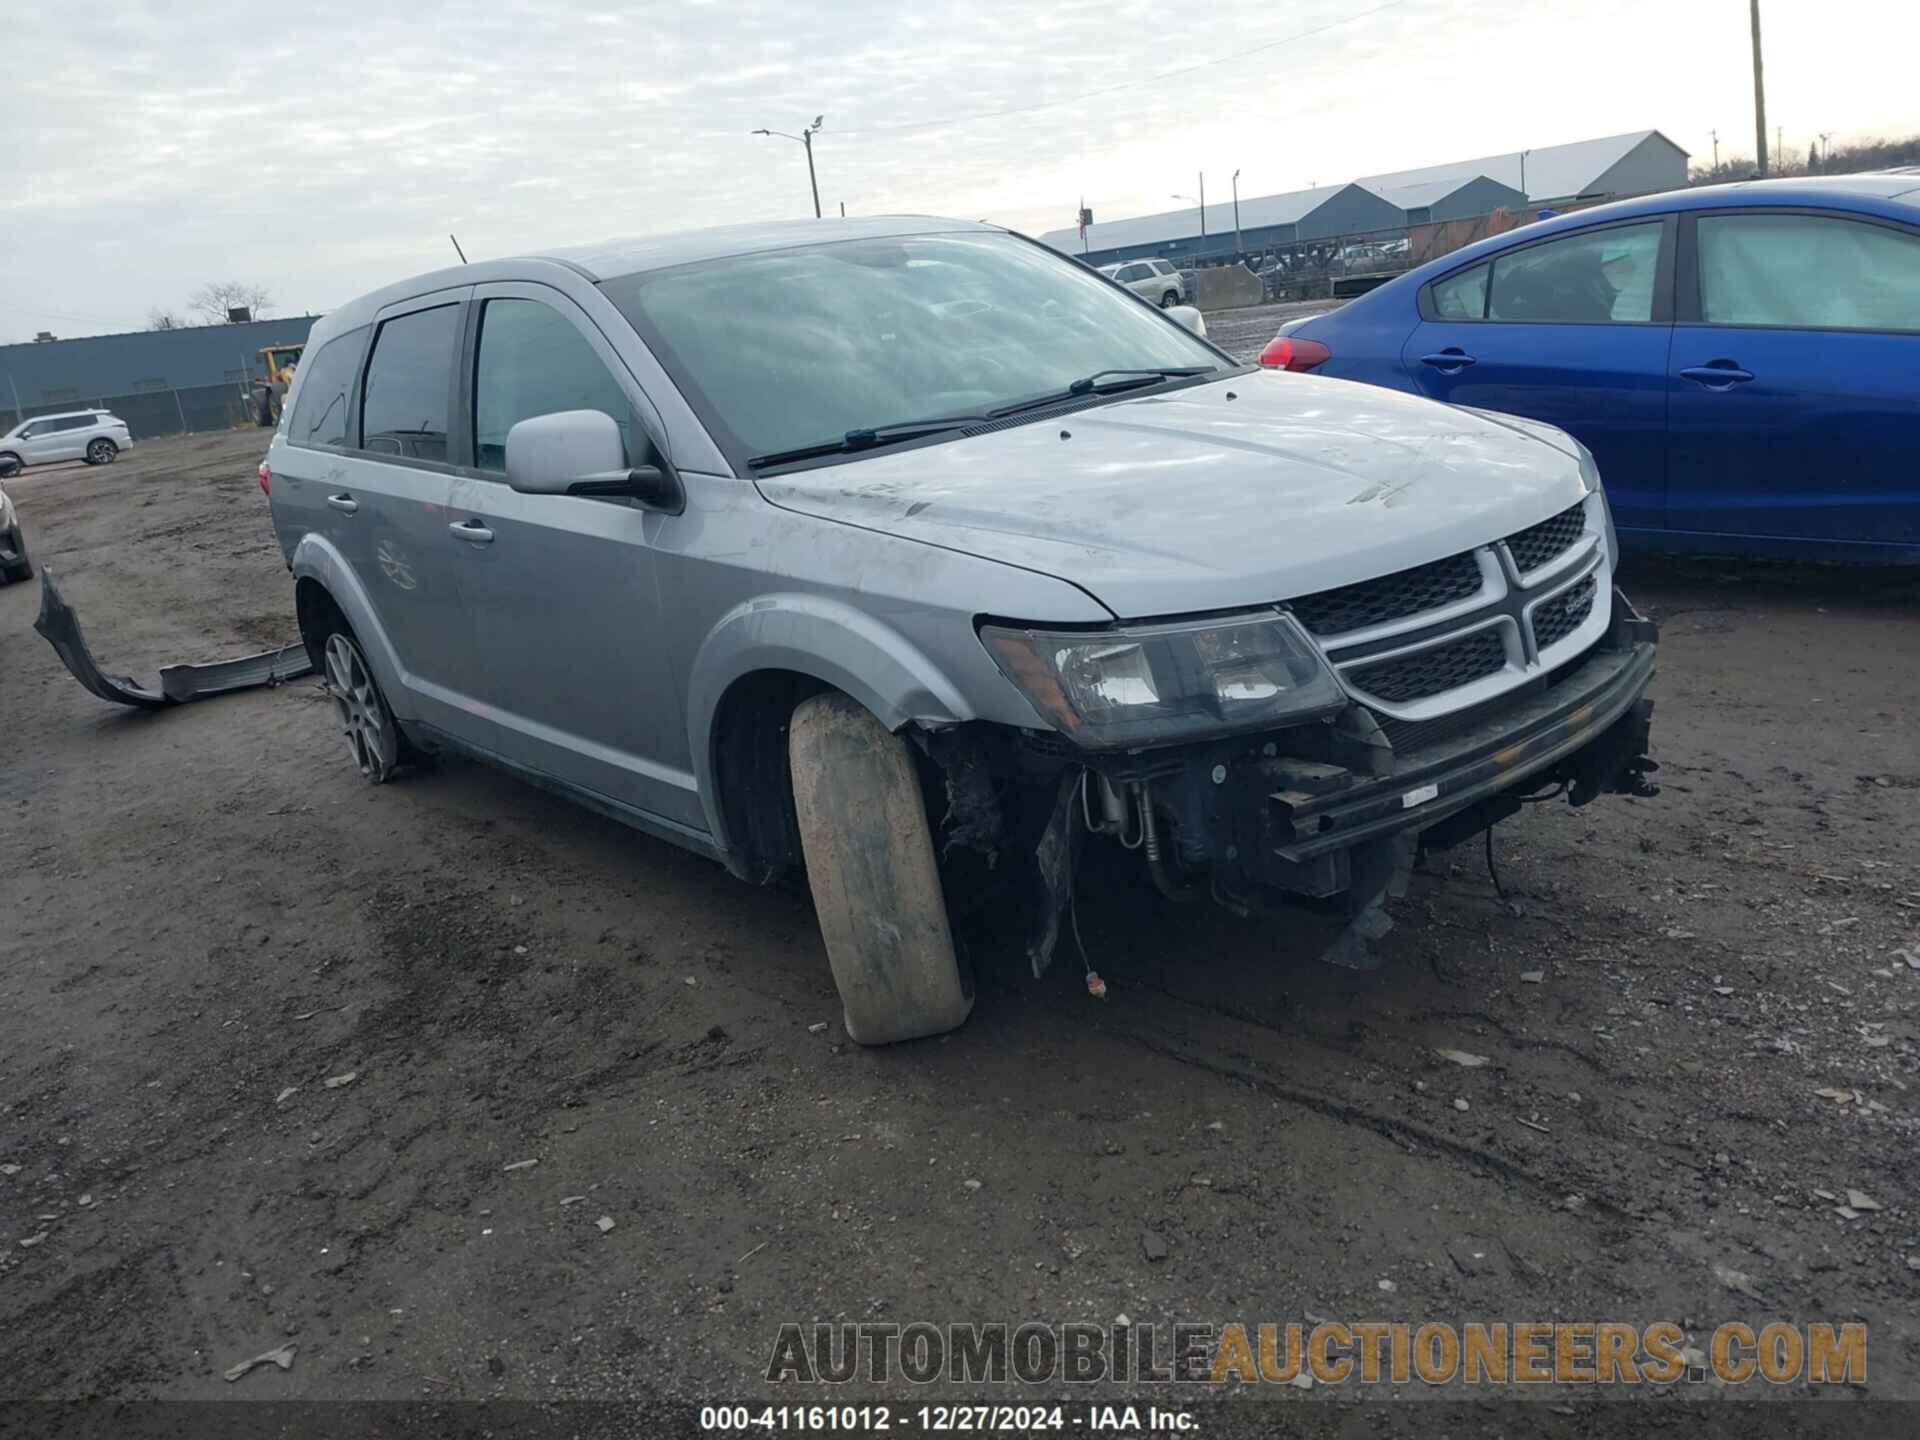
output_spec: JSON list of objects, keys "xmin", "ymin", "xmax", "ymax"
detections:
[{"xmin": 920, "ymin": 490, "xmax": 1657, "ymax": 979}]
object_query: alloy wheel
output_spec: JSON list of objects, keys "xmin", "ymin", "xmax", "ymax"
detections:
[{"xmin": 323, "ymin": 632, "xmax": 396, "ymax": 782}]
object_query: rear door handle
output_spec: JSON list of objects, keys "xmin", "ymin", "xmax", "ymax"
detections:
[
  {"xmin": 326, "ymin": 493, "xmax": 359, "ymax": 514},
  {"xmin": 1679, "ymin": 363, "xmax": 1754, "ymax": 388},
  {"xmin": 449, "ymin": 520, "xmax": 494, "ymax": 545},
  {"xmin": 1420, "ymin": 349, "xmax": 1476, "ymax": 372}
]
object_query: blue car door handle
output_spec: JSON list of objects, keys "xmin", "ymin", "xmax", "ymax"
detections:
[
  {"xmin": 450, "ymin": 520, "xmax": 494, "ymax": 545},
  {"xmin": 1679, "ymin": 362, "xmax": 1755, "ymax": 388},
  {"xmin": 1420, "ymin": 349, "xmax": 1476, "ymax": 372}
]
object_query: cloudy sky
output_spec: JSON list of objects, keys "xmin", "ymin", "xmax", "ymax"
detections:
[{"xmin": 1, "ymin": 0, "xmax": 1913, "ymax": 340}]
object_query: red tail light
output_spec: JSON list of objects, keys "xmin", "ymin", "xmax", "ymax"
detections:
[
  {"xmin": 1258, "ymin": 335, "xmax": 1332, "ymax": 372},
  {"xmin": 257, "ymin": 461, "xmax": 271, "ymax": 496}
]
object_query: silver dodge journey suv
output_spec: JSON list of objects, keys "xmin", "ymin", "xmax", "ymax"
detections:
[{"xmin": 267, "ymin": 217, "xmax": 1657, "ymax": 1044}]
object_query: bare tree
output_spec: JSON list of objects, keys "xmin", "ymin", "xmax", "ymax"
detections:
[
  {"xmin": 188, "ymin": 281, "xmax": 274, "ymax": 324},
  {"xmin": 147, "ymin": 308, "xmax": 187, "ymax": 331}
]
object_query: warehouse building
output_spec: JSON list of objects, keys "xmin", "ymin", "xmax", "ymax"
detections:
[
  {"xmin": 1366, "ymin": 174, "xmax": 1527, "ymax": 225},
  {"xmin": 1358, "ymin": 130, "xmax": 1689, "ymax": 208},
  {"xmin": 1, "ymin": 314, "xmax": 321, "ymax": 437},
  {"xmin": 1041, "ymin": 130, "xmax": 1687, "ymax": 270},
  {"xmin": 1045, "ymin": 182, "xmax": 1405, "ymax": 268}
]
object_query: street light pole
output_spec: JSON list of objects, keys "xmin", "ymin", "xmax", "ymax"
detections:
[
  {"xmin": 1751, "ymin": 0, "xmax": 1769, "ymax": 176},
  {"xmin": 803, "ymin": 128, "xmax": 821, "ymax": 219},
  {"xmin": 752, "ymin": 116, "xmax": 825, "ymax": 218},
  {"xmin": 1174, "ymin": 176, "xmax": 1208, "ymax": 257},
  {"xmin": 1232, "ymin": 169, "xmax": 1242, "ymax": 254}
]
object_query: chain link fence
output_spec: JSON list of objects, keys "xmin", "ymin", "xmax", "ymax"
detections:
[{"xmin": 2, "ymin": 380, "xmax": 259, "ymax": 442}]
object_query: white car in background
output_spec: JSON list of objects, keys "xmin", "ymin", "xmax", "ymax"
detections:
[
  {"xmin": 1099, "ymin": 258, "xmax": 1187, "ymax": 308},
  {"xmin": 0, "ymin": 410, "xmax": 134, "ymax": 476}
]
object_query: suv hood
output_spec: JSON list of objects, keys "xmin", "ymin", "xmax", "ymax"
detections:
[{"xmin": 755, "ymin": 372, "xmax": 1592, "ymax": 621}]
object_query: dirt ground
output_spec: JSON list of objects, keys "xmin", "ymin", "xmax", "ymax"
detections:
[{"xmin": 3, "ymin": 431, "xmax": 1918, "ymax": 1427}]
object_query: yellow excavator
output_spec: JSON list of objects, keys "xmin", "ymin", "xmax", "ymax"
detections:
[{"xmin": 254, "ymin": 343, "xmax": 305, "ymax": 425}]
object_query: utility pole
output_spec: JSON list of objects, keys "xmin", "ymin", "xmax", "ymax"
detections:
[
  {"xmin": 1751, "ymin": 0, "xmax": 1768, "ymax": 176},
  {"xmin": 1711, "ymin": 128, "xmax": 1719, "ymax": 170},
  {"xmin": 752, "ymin": 116, "xmax": 825, "ymax": 218},
  {"xmin": 1232, "ymin": 169, "xmax": 1242, "ymax": 255},
  {"xmin": 1519, "ymin": 149, "xmax": 1531, "ymax": 199}
]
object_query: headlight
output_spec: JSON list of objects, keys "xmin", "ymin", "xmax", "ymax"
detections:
[
  {"xmin": 1574, "ymin": 442, "xmax": 1620, "ymax": 570},
  {"xmin": 980, "ymin": 609, "xmax": 1345, "ymax": 749}
]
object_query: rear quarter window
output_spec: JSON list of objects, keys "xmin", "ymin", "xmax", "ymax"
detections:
[{"xmin": 289, "ymin": 327, "xmax": 367, "ymax": 450}]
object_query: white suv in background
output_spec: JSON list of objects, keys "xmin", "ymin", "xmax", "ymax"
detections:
[
  {"xmin": 0, "ymin": 410, "xmax": 134, "ymax": 475},
  {"xmin": 1100, "ymin": 258, "xmax": 1186, "ymax": 307}
]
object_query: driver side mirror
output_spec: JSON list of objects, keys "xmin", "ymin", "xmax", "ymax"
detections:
[
  {"xmin": 1166, "ymin": 304, "xmax": 1207, "ymax": 338},
  {"xmin": 504, "ymin": 409, "xmax": 682, "ymax": 513}
]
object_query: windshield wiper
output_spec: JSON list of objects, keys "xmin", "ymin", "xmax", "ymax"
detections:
[
  {"xmin": 746, "ymin": 414, "xmax": 990, "ymax": 470},
  {"xmin": 988, "ymin": 366, "xmax": 1215, "ymax": 418}
]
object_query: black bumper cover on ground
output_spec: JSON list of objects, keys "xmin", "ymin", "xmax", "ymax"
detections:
[{"xmin": 33, "ymin": 569, "xmax": 312, "ymax": 709}]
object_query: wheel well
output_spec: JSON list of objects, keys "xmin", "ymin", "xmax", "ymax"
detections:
[
  {"xmin": 294, "ymin": 577, "xmax": 349, "ymax": 671},
  {"xmin": 710, "ymin": 669, "xmax": 830, "ymax": 884}
]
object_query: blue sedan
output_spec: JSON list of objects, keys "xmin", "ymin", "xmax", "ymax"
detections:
[{"xmin": 1260, "ymin": 176, "xmax": 1920, "ymax": 563}]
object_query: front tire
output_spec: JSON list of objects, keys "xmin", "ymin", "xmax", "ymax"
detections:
[
  {"xmin": 787, "ymin": 692, "xmax": 972, "ymax": 1045},
  {"xmin": 85, "ymin": 438, "xmax": 117, "ymax": 466},
  {"xmin": 0, "ymin": 453, "xmax": 21, "ymax": 478},
  {"xmin": 0, "ymin": 534, "xmax": 29, "ymax": 585},
  {"xmin": 321, "ymin": 629, "xmax": 403, "ymax": 783}
]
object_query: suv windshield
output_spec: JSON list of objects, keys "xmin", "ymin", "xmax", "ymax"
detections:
[{"xmin": 600, "ymin": 231, "xmax": 1223, "ymax": 466}]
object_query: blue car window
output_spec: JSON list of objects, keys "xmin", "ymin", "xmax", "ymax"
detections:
[
  {"xmin": 1698, "ymin": 214, "xmax": 1920, "ymax": 332},
  {"xmin": 1430, "ymin": 264, "xmax": 1489, "ymax": 319},
  {"xmin": 1487, "ymin": 223, "xmax": 1662, "ymax": 324}
]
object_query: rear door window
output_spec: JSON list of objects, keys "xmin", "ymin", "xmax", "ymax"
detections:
[
  {"xmin": 289, "ymin": 329, "xmax": 365, "ymax": 449},
  {"xmin": 360, "ymin": 304, "xmax": 460, "ymax": 462},
  {"xmin": 471, "ymin": 298, "xmax": 641, "ymax": 471},
  {"xmin": 1486, "ymin": 222, "xmax": 1663, "ymax": 323},
  {"xmin": 1697, "ymin": 213, "xmax": 1920, "ymax": 331}
]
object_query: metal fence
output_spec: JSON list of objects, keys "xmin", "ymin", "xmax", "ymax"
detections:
[
  {"xmin": 1, "ymin": 381, "xmax": 257, "ymax": 442},
  {"xmin": 1166, "ymin": 198, "xmax": 1627, "ymax": 310}
]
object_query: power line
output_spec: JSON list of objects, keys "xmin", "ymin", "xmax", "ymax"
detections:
[{"xmin": 830, "ymin": 0, "xmax": 1412, "ymax": 138}]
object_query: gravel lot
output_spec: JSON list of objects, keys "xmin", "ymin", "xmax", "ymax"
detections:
[
  {"xmin": 3, "ymin": 430, "xmax": 1918, "ymax": 1423},
  {"xmin": 1204, "ymin": 299, "xmax": 1342, "ymax": 363}
]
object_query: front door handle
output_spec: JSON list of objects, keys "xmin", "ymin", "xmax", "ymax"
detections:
[
  {"xmin": 326, "ymin": 493, "xmax": 359, "ymax": 514},
  {"xmin": 1679, "ymin": 362, "xmax": 1754, "ymax": 388},
  {"xmin": 1420, "ymin": 348, "xmax": 1476, "ymax": 372},
  {"xmin": 449, "ymin": 520, "xmax": 494, "ymax": 545}
]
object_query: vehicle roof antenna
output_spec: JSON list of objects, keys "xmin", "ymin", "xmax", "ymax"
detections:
[{"xmin": 449, "ymin": 234, "xmax": 469, "ymax": 265}]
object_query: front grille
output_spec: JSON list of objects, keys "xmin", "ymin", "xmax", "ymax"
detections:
[
  {"xmin": 1371, "ymin": 675, "xmax": 1547, "ymax": 752},
  {"xmin": 1532, "ymin": 576, "xmax": 1597, "ymax": 651},
  {"xmin": 1503, "ymin": 503, "xmax": 1586, "ymax": 573},
  {"xmin": 1287, "ymin": 550, "xmax": 1482, "ymax": 637},
  {"xmin": 1346, "ymin": 628, "xmax": 1506, "ymax": 704}
]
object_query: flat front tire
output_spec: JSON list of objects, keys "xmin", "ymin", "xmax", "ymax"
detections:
[{"xmin": 788, "ymin": 692, "xmax": 972, "ymax": 1045}]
